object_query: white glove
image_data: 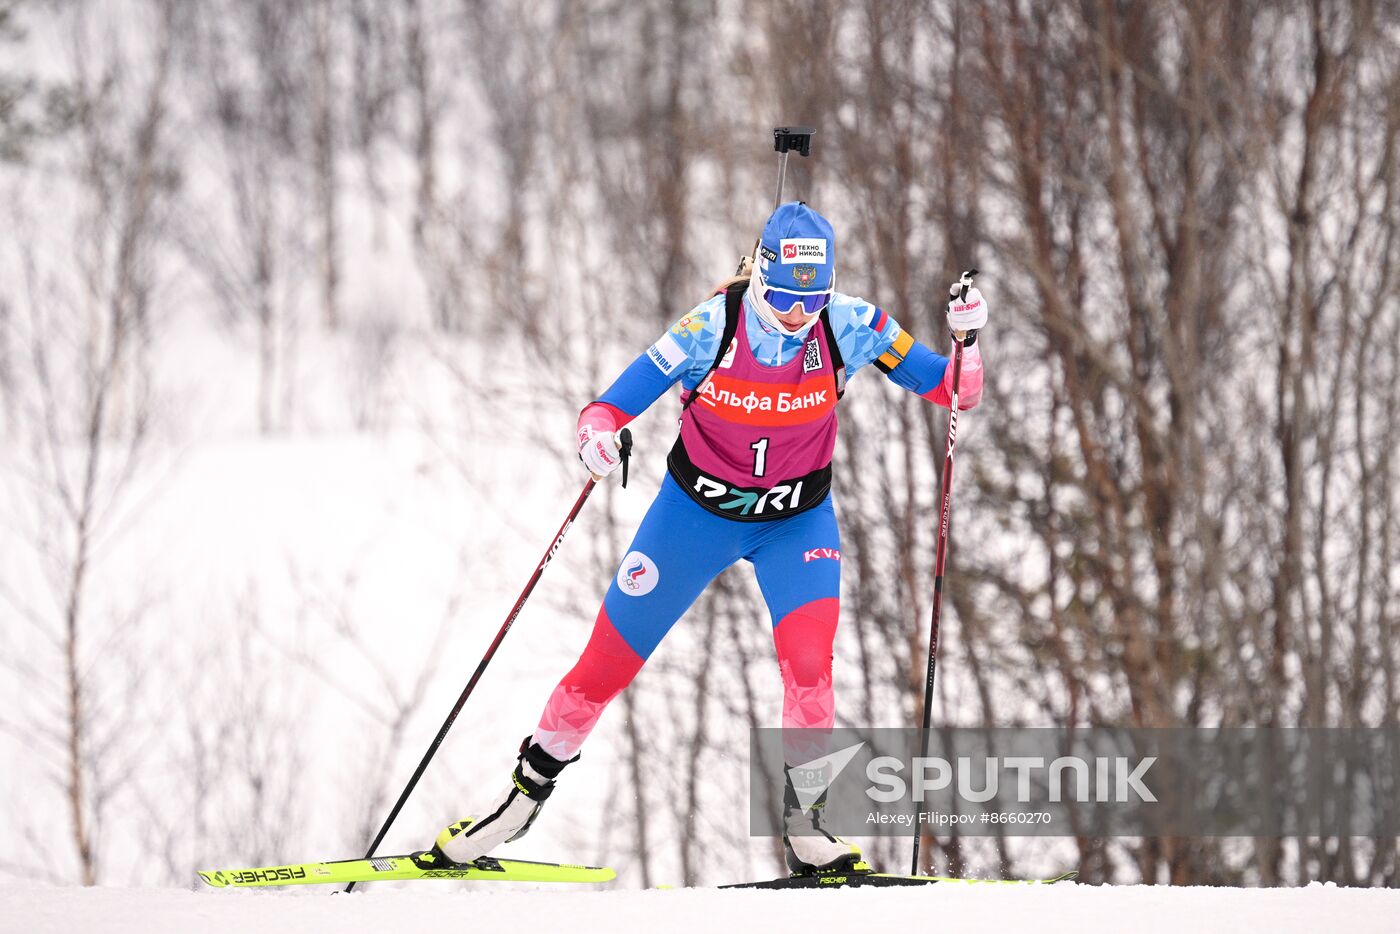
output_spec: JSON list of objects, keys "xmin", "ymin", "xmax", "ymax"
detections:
[
  {"xmin": 578, "ymin": 424, "xmax": 623, "ymax": 478},
  {"xmin": 947, "ymin": 285, "xmax": 988, "ymax": 333}
]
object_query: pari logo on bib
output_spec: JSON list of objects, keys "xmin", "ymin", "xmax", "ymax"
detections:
[{"xmin": 617, "ymin": 551, "xmax": 660, "ymax": 596}]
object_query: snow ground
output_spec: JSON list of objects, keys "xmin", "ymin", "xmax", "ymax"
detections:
[{"xmin": 5, "ymin": 881, "xmax": 1400, "ymax": 934}]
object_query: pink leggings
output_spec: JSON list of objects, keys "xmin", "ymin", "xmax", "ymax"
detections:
[
  {"xmin": 534, "ymin": 597, "xmax": 839, "ymax": 764},
  {"xmin": 532, "ymin": 476, "xmax": 844, "ymax": 765}
]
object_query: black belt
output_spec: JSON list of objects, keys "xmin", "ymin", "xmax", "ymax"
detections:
[{"xmin": 667, "ymin": 438, "xmax": 832, "ymax": 522}]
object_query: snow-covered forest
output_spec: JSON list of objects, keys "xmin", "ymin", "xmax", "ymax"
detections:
[{"xmin": 1, "ymin": 0, "xmax": 1398, "ymax": 896}]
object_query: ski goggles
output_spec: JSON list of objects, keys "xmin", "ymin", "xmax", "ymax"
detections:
[{"xmin": 762, "ymin": 285, "xmax": 831, "ymax": 316}]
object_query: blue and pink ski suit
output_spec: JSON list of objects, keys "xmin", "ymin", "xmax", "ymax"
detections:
[{"xmin": 532, "ymin": 286, "xmax": 983, "ymax": 763}]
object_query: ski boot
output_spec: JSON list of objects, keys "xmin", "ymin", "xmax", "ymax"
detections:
[
  {"xmin": 781, "ymin": 763, "xmax": 870, "ymax": 876},
  {"xmin": 431, "ymin": 736, "xmax": 577, "ymax": 865}
]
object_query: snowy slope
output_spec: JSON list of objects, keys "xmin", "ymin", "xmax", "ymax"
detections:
[{"xmin": 6, "ymin": 882, "xmax": 1400, "ymax": 934}]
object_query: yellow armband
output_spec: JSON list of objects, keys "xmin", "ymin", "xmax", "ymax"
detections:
[{"xmin": 874, "ymin": 328, "xmax": 915, "ymax": 374}]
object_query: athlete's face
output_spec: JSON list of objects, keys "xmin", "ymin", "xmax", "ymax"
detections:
[
  {"xmin": 756, "ymin": 262, "xmax": 831, "ymax": 332},
  {"xmin": 776, "ymin": 305, "xmax": 819, "ymax": 331}
]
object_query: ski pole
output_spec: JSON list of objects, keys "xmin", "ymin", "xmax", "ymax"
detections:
[
  {"xmin": 345, "ymin": 428, "xmax": 633, "ymax": 892},
  {"xmin": 910, "ymin": 271, "xmax": 976, "ymax": 876},
  {"xmin": 736, "ymin": 126, "xmax": 817, "ymax": 275}
]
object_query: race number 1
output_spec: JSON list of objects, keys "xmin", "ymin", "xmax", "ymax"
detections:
[{"xmin": 750, "ymin": 438, "xmax": 770, "ymax": 478}]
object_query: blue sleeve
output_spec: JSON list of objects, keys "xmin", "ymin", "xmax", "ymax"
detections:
[
  {"xmin": 882, "ymin": 340, "xmax": 950, "ymax": 394},
  {"xmin": 824, "ymin": 295, "xmax": 901, "ymax": 377},
  {"xmin": 826, "ymin": 293, "xmax": 955, "ymax": 393},
  {"xmin": 595, "ymin": 294, "xmax": 727, "ymax": 416}
]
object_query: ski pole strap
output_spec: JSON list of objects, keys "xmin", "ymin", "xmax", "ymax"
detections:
[
  {"xmin": 958, "ymin": 268, "xmax": 978, "ymax": 301},
  {"xmin": 618, "ymin": 427, "xmax": 633, "ymax": 488}
]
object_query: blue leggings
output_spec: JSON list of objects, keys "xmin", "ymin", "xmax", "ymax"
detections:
[{"xmin": 533, "ymin": 474, "xmax": 844, "ymax": 760}]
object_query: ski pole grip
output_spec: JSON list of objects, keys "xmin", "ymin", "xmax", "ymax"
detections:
[
  {"xmin": 618, "ymin": 427, "xmax": 634, "ymax": 488},
  {"xmin": 958, "ymin": 268, "xmax": 979, "ymax": 303}
]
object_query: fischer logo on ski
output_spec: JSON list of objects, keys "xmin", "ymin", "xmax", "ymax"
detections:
[{"xmin": 230, "ymin": 866, "xmax": 307, "ymax": 884}]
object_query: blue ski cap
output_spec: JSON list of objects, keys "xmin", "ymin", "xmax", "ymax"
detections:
[{"xmin": 757, "ymin": 201, "xmax": 835, "ymax": 293}]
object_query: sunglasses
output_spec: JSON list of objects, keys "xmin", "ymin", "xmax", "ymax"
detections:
[{"xmin": 763, "ymin": 286, "xmax": 831, "ymax": 316}]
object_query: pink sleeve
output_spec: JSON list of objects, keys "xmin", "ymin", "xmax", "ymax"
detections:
[
  {"xmin": 577, "ymin": 402, "xmax": 633, "ymax": 436},
  {"xmin": 920, "ymin": 343, "xmax": 984, "ymax": 410}
]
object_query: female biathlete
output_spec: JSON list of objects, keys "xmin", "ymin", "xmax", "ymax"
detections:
[{"xmin": 430, "ymin": 201, "xmax": 988, "ymax": 876}]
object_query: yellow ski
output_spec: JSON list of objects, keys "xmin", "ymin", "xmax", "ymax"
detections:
[
  {"xmin": 198, "ymin": 851, "xmax": 615, "ymax": 888},
  {"xmin": 719, "ymin": 869, "xmax": 1078, "ymax": 889}
]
